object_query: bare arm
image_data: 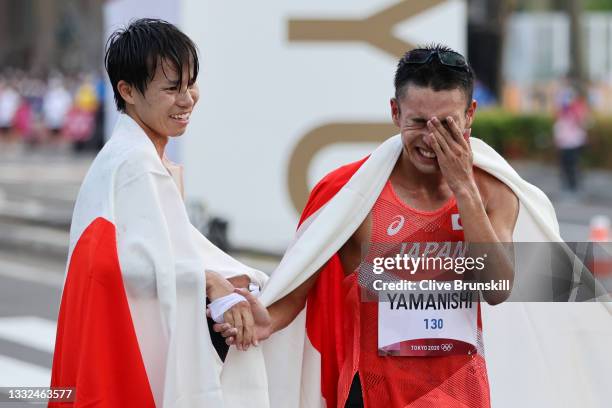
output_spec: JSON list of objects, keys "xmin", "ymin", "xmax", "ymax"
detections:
[
  {"xmin": 457, "ymin": 171, "xmax": 518, "ymax": 304},
  {"xmin": 265, "ymin": 215, "xmax": 368, "ymax": 334},
  {"xmin": 205, "ymin": 270, "xmax": 235, "ymax": 300},
  {"xmin": 427, "ymin": 117, "xmax": 518, "ymax": 305},
  {"xmin": 267, "ymin": 271, "xmax": 321, "ymax": 334},
  {"xmin": 213, "ymin": 211, "xmax": 368, "ymax": 344}
]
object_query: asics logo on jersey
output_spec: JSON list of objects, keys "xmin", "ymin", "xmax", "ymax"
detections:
[
  {"xmin": 387, "ymin": 215, "xmax": 405, "ymax": 236},
  {"xmin": 451, "ymin": 213, "xmax": 463, "ymax": 231}
]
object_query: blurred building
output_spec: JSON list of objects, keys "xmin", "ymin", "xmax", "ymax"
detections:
[
  {"xmin": 468, "ymin": 0, "xmax": 509, "ymax": 103},
  {"xmin": 0, "ymin": 0, "xmax": 103, "ymax": 74},
  {"xmin": 503, "ymin": 11, "xmax": 612, "ymax": 113}
]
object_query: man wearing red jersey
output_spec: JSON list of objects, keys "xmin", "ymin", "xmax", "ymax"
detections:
[{"xmin": 219, "ymin": 44, "xmax": 518, "ymax": 408}]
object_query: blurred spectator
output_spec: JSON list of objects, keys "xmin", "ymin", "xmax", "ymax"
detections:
[
  {"xmin": 473, "ymin": 80, "xmax": 497, "ymax": 107},
  {"xmin": 91, "ymin": 73, "xmax": 106, "ymax": 150},
  {"xmin": 553, "ymin": 80, "xmax": 589, "ymax": 195},
  {"xmin": 13, "ymin": 96, "xmax": 33, "ymax": 142},
  {"xmin": 0, "ymin": 70, "xmax": 104, "ymax": 153},
  {"xmin": 65, "ymin": 74, "xmax": 98, "ymax": 150},
  {"xmin": 18, "ymin": 73, "xmax": 46, "ymax": 145},
  {"xmin": 63, "ymin": 105, "xmax": 95, "ymax": 144},
  {"xmin": 74, "ymin": 75, "xmax": 98, "ymax": 112},
  {"xmin": 42, "ymin": 77, "xmax": 72, "ymax": 139},
  {"xmin": 0, "ymin": 80, "xmax": 20, "ymax": 143}
]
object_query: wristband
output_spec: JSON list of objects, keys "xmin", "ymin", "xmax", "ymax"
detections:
[
  {"xmin": 248, "ymin": 282, "xmax": 261, "ymax": 296},
  {"xmin": 209, "ymin": 293, "xmax": 247, "ymax": 323}
]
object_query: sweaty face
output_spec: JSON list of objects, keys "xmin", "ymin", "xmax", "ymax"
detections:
[
  {"xmin": 129, "ymin": 59, "xmax": 199, "ymax": 140},
  {"xmin": 391, "ymin": 85, "xmax": 475, "ymax": 174}
]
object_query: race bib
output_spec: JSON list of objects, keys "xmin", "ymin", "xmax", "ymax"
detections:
[{"xmin": 378, "ymin": 288, "xmax": 478, "ymax": 357}]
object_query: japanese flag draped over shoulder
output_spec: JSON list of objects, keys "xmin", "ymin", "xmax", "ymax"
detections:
[
  {"xmin": 50, "ymin": 115, "xmax": 267, "ymax": 407},
  {"xmin": 220, "ymin": 134, "xmax": 612, "ymax": 408}
]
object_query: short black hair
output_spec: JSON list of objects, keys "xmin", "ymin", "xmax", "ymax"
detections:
[
  {"xmin": 104, "ymin": 18, "xmax": 199, "ymax": 112},
  {"xmin": 394, "ymin": 44, "xmax": 474, "ymax": 108}
]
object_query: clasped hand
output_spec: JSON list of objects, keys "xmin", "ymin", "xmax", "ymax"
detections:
[
  {"xmin": 206, "ymin": 270, "xmax": 271, "ymax": 351},
  {"xmin": 211, "ymin": 288, "xmax": 272, "ymax": 351}
]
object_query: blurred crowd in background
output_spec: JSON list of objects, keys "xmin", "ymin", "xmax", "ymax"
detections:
[
  {"xmin": 0, "ymin": 0, "xmax": 611, "ymax": 195},
  {"xmin": 0, "ymin": 69, "xmax": 104, "ymax": 153}
]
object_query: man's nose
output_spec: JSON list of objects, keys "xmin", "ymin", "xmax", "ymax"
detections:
[
  {"xmin": 420, "ymin": 132, "xmax": 433, "ymax": 146},
  {"xmin": 177, "ymin": 88, "xmax": 194, "ymax": 107},
  {"xmin": 418, "ymin": 129, "xmax": 430, "ymax": 140}
]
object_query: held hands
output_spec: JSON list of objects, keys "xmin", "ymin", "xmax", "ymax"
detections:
[
  {"xmin": 212, "ymin": 288, "xmax": 272, "ymax": 351},
  {"xmin": 425, "ymin": 116, "xmax": 475, "ymax": 194},
  {"xmin": 205, "ymin": 271, "xmax": 268, "ymax": 351}
]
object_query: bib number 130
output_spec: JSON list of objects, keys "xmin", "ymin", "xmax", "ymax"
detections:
[{"xmin": 424, "ymin": 318, "xmax": 443, "ymax": 330}]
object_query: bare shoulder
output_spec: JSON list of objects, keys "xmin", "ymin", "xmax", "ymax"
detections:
[{"xmin": 473, "ymin": 168, "xmax": 518, "ymax": 214}]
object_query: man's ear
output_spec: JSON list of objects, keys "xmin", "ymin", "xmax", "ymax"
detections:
[
  {"xmin": 117, "ymin": 80, "xmax": 137, "ymax": 107},
  {"xmin": 465, "ymin": 99, "xmax": 478, "ymax": 128},
  {"xmin": 390, "ymin": 97, "xmax": 401, "ymax": 127}
]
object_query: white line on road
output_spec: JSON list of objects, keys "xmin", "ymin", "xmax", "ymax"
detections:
[
  {"xmin": 0, "ymin": 355, "xmax": 50, "ymax": 387},
  {"xmin": 0, "ymin": 316, "xmax": 56, "ymax": 354}
]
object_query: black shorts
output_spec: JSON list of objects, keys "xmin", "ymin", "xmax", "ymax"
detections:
[
  {"xmin": 345, "ymin": 373, "xmax": 364, "ymax": 408},
  {"xmin": 206, "ymin": 298, "xmax": 230, "ymax": 361}
]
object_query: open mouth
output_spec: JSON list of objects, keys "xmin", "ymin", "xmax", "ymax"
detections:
[
  {"xmin": 170, "ymin": 112, "xmax": 190, "ymax": 122},
  {"xmin": 416, "ymin": 147, "xmax": 436, "ymax": 160}
]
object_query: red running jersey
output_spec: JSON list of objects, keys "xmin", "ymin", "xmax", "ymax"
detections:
[{"xmin": 337, "ymin": 180, "xmax": 491, "ymax": 408}]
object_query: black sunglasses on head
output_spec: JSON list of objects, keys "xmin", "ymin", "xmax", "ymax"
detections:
[{"xmin": 404, "ymin": 49, "xmax": 468, "ymax": 71}]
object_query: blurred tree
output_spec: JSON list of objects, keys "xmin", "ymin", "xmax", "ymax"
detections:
[
  {"xmin": 584, "ymin": 0, "xmax": 612, "ymax": 9},
  {"xmin": 566, "ymin": 0, "xmax": 587, "ymax": 94},
  {"xmin": 0, "ymin": 1, "xmax": 36, "ymax": 68},
  {"xmin": 31, "ymin": 0, "xmax": 59, "ymax": 74}
]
